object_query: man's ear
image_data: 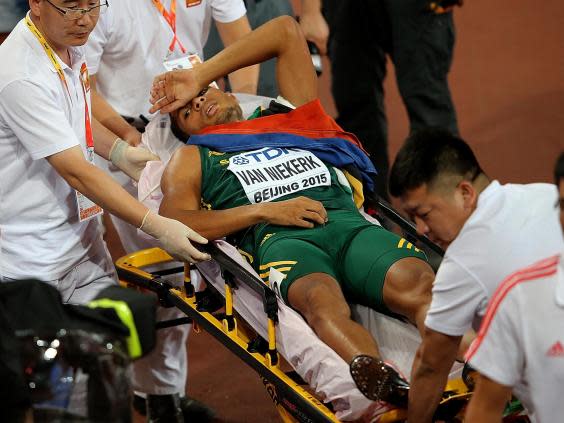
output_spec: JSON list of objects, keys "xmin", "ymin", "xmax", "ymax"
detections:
[
  {"xmin": 459, "ymin": 180, "xmax": 477, "ymax": 210},
  {"xmin": 29, "ymin": 0, "xmax": 41, "ymax": 16}
]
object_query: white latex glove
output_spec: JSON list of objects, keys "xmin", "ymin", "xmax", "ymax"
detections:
[
  {"xmin": 109, "ymin": 138, "xmax": 160, "ymax": 182},
  {"xmin": 139, "ymin": 211, "xmax": 210, "ymax": 263}
]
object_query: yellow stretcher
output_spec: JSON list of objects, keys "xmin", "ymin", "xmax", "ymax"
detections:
[{"xmin": 116, "ymin": 244, "xmax": 472, "ymax": 423}]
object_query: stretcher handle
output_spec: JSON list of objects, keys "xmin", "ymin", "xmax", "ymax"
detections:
[
  {"xmin": 370, "ymin": 194, "xmax": 445, "ymax": 257},
  {"xmin": 116, "ymin": 266, "xmax": 176, "ymax": 308},
  {"xmin": 201, "ymin": 242, "xmax": 279, "ymax": 323}
]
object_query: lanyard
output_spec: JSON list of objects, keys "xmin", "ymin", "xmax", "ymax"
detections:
[
  {"xmin": 79, "ymin": 63, "xmax": 94, "ymax": 154},
  {"xmin": 25, "ymin": 14, "xmax": 71, "ymax": 99},
  {"xmin": 152, "ymin": 0, "xmax": 187, "ymax": 54},
  {"xmin": 25, "ymin": 15, "xmax": 94, "ymax": 154}
]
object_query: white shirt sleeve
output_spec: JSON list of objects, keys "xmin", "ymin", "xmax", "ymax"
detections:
[
  {"xmin": 425, "ymin": 256, "xmax": 487, "ymax": 336},
  {"xmin": 210, "ymin": 0, "xmax": 247, "ymax": 23},
  {"xmin": 84, "ymin": 6, "xmax": 113, "ymax": 75},
  {"xmin": 0, "ymin": 80, "xmax": 79, "ymax": 159},
  {"xmin": 466, "ymin": 293, "xmax": 524, "ymax": 387}
]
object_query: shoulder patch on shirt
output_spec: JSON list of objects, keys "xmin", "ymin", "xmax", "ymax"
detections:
[
  {"xmin": 546, "ymin": 341, "xmax": 564, "ymax": 357},
  {"xmin": 186, "ymin": 0, "xmax": 201, "ymax": 6}
]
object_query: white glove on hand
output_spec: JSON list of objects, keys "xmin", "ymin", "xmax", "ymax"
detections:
[
  {"xmin": 109, "ymin": 138, "xmax": 160, "ymax": 182},
  {"xmin": 139, "ymin": 211, "xmax": 210, "ymax": 263}
]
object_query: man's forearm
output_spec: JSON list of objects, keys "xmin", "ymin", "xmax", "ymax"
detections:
[
  {"xmin": 48, "ymin": 146, "xmax": 148, "ymax": 227},
  {"xmin": 149, "ymin": 16, "xmax": 316, "ymax": 113},
  {"xmin": 92, "ymin": 117, "xmax": 117, "ymax": 160},
  {"xmin": 159, "ymin": 202, "xmax": 266, "ymax": 241},
  {"xmin": 465, "ymin": 374, "xmax": 511, "ymax": 423},
  {"xmin": 64, "ymin": 162, "xmax": 149, "ymax": 227},
  {"xmin": 216, "ymin": 16, "xmax": 259, "ymax": 94},
  {"xmin": 408, "ymin": 348, "xmax": 452, "ymax": 422},
  {"xmin": 90, "ymin": 77, "xmax": 141, "ymax": 145},
  {"xmin": 197, "ymin": 16, "xmax": 315, "ymax": 105},
  {"xmin": 465, "ymin": 405, "xmax": 504, "ymax": 423},
  {"xmin": 408, "ymin": 329, "xmax": 462, "ymax": 422},
  {"xmin": 228, "ymin": 66, "xmax": 259, "ymax": 94}
]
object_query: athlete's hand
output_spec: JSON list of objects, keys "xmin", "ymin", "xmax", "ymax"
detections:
[
  {"xmin": 149, "ymin": 67, "xmax": 203, "ymax": 114},
  {"xmin": 263, "ymin": 197, "xmax": 328, "ymax": 228}
]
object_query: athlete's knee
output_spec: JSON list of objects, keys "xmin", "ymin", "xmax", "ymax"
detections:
[
  {"xmin": 305, "ymin": 283, "xmax": 350, "ymax": 322},
  {"xmin": 288, "ymin": 274, "xmax": 351, "ymax": 327},
  {"xmin": 383, "ymin": 257, "xmax": 434, "ymax": 319}
]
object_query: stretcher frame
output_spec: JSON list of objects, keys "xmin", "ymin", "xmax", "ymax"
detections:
[{"xmin": 116, "ymin": 239, "xmax": 473, "ymax": 423}]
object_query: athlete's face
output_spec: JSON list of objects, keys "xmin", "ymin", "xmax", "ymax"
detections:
[
  {"xmin": 558, "ymin": 178, "xmax": 564, "ymax": 231},
  {"xmin": 171, "ymin": 87, "xmax": 243, "ymax": 135},
  {"xmin": 31, "ymin": 0, "xmax": 99, "ymax": 51},
  {"xmin": 400, "ymin": 179, "xmax": 477, "ymax": 250}
]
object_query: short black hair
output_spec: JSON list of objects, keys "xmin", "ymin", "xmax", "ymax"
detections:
[
  {"xmin": 389, "ymin": 128, "xmax": 482, "ymax": 197},
  {"xmin": 554, "ymin": 151, "xmax": 564, "ymax": 185}
]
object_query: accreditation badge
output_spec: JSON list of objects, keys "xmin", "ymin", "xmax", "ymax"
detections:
[
  {"xmin": 227, "ymin": 147, "xmax": 331, "ymax": 204},
  {"xmin": 162, "ymin": 53, "xmax": 219, "ymax": 88},
  {"xmin": 76, "ymin": 147, "xmax": 103, "ymax": 221},
  {"xmin": 75, "ymin": 190, "xmax": 103, "ymax": 222}
]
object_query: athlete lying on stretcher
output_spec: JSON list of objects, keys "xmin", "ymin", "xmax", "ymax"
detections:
[{"xmin": 149, "ymin": 16, "xmax": 435, "ymax": 407}]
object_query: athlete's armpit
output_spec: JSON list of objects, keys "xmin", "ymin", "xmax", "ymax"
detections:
[{"xmin": 160, "ymin": 145, "xmax": 203, "ymax": 217}]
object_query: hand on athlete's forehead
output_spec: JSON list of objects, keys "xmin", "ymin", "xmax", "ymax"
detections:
[{"xmin": 149, "ymin": 68, "xmax": 202, "ymax": 114}]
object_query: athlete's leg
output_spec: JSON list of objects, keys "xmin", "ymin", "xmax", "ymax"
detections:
[
  {"xmin": 286, "ymin": 272, "xmax": 380, "ymax": 363},
  {"xmin": 341, "ymin": 226, "xmax": 430, "ymax": 323},
  {"xmin": 382, "ymin": 257, "xmax": 434, "ymax": 338},
  {"xmin": 259, "ymin": 231, "xmax": 409, "ymax": 404}
]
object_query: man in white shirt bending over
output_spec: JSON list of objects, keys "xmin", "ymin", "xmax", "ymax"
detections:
[
  {"xmin": 388, "ymin": 129, "xmax": 564, "ymax": 422},
  {"xmin": 463, "ymin": 152, "xmax": 564, "ymax": 422}
]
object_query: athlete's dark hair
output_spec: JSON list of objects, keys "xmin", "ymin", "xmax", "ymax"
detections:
[
  {"xmin": 389, "ymin": 128, "xmax": 483, "ymax": 197},
  {"xmin": 554, "ymin": 152, "xmax": 564, "ymax": 185}
]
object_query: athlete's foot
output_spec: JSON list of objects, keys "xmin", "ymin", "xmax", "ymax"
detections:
[{"xmin": 349, "ymin": 355, "xmax": 410, "ymax": 407}]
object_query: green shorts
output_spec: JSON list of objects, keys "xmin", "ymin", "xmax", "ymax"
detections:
[{"xmin": 255, "ymin": 209, "xmax": 427, "ymax": 315}]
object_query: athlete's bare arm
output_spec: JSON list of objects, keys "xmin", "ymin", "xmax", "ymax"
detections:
[
  {"xmin": 149, "ymin": 16, "xmax": 317, "ymax": 114},
  {"xmin": 159, "ymin": 145, "xmax": 327, "ymax": 240},
  {"xmin": 215, "ymin": 15, "xmax": 259, "ymax": 94},
  {"xmin": 464, "ymin": 374, "xmax": 512, "ymax": 422}
]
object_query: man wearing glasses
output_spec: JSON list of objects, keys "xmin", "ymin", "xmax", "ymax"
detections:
[{"xmin": 0, "ymin": 0, "xmax": 208, "ymax": 328}]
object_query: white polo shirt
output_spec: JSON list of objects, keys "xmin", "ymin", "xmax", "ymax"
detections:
[
  {"xmin": 85, "ymin": 0, "xmax": 246, "ymax": 118},
  {"xmin": 0, "ymin": 19, "xmax": 106, "ymax": 280},
  {"xmin": 425, "ymin": 181, "xmax": 564, "ymax": 336},
  {"xmin": 465, "ymin": 254, "xmax": 564, "ymax": 423}
]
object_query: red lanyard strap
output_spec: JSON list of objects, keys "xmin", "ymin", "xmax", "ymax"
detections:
[
  {"xmin": 152, "ymin": 0, "xmax": 187, "ymax": 54},
  {"xmin": 79, "ymin": 63, "xmax": 94, "ymax": 150}
]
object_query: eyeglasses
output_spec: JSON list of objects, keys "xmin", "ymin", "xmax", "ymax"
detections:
[{"xmin": 44, "ymin": 0, "xmax": 109, "ymax": 21}]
